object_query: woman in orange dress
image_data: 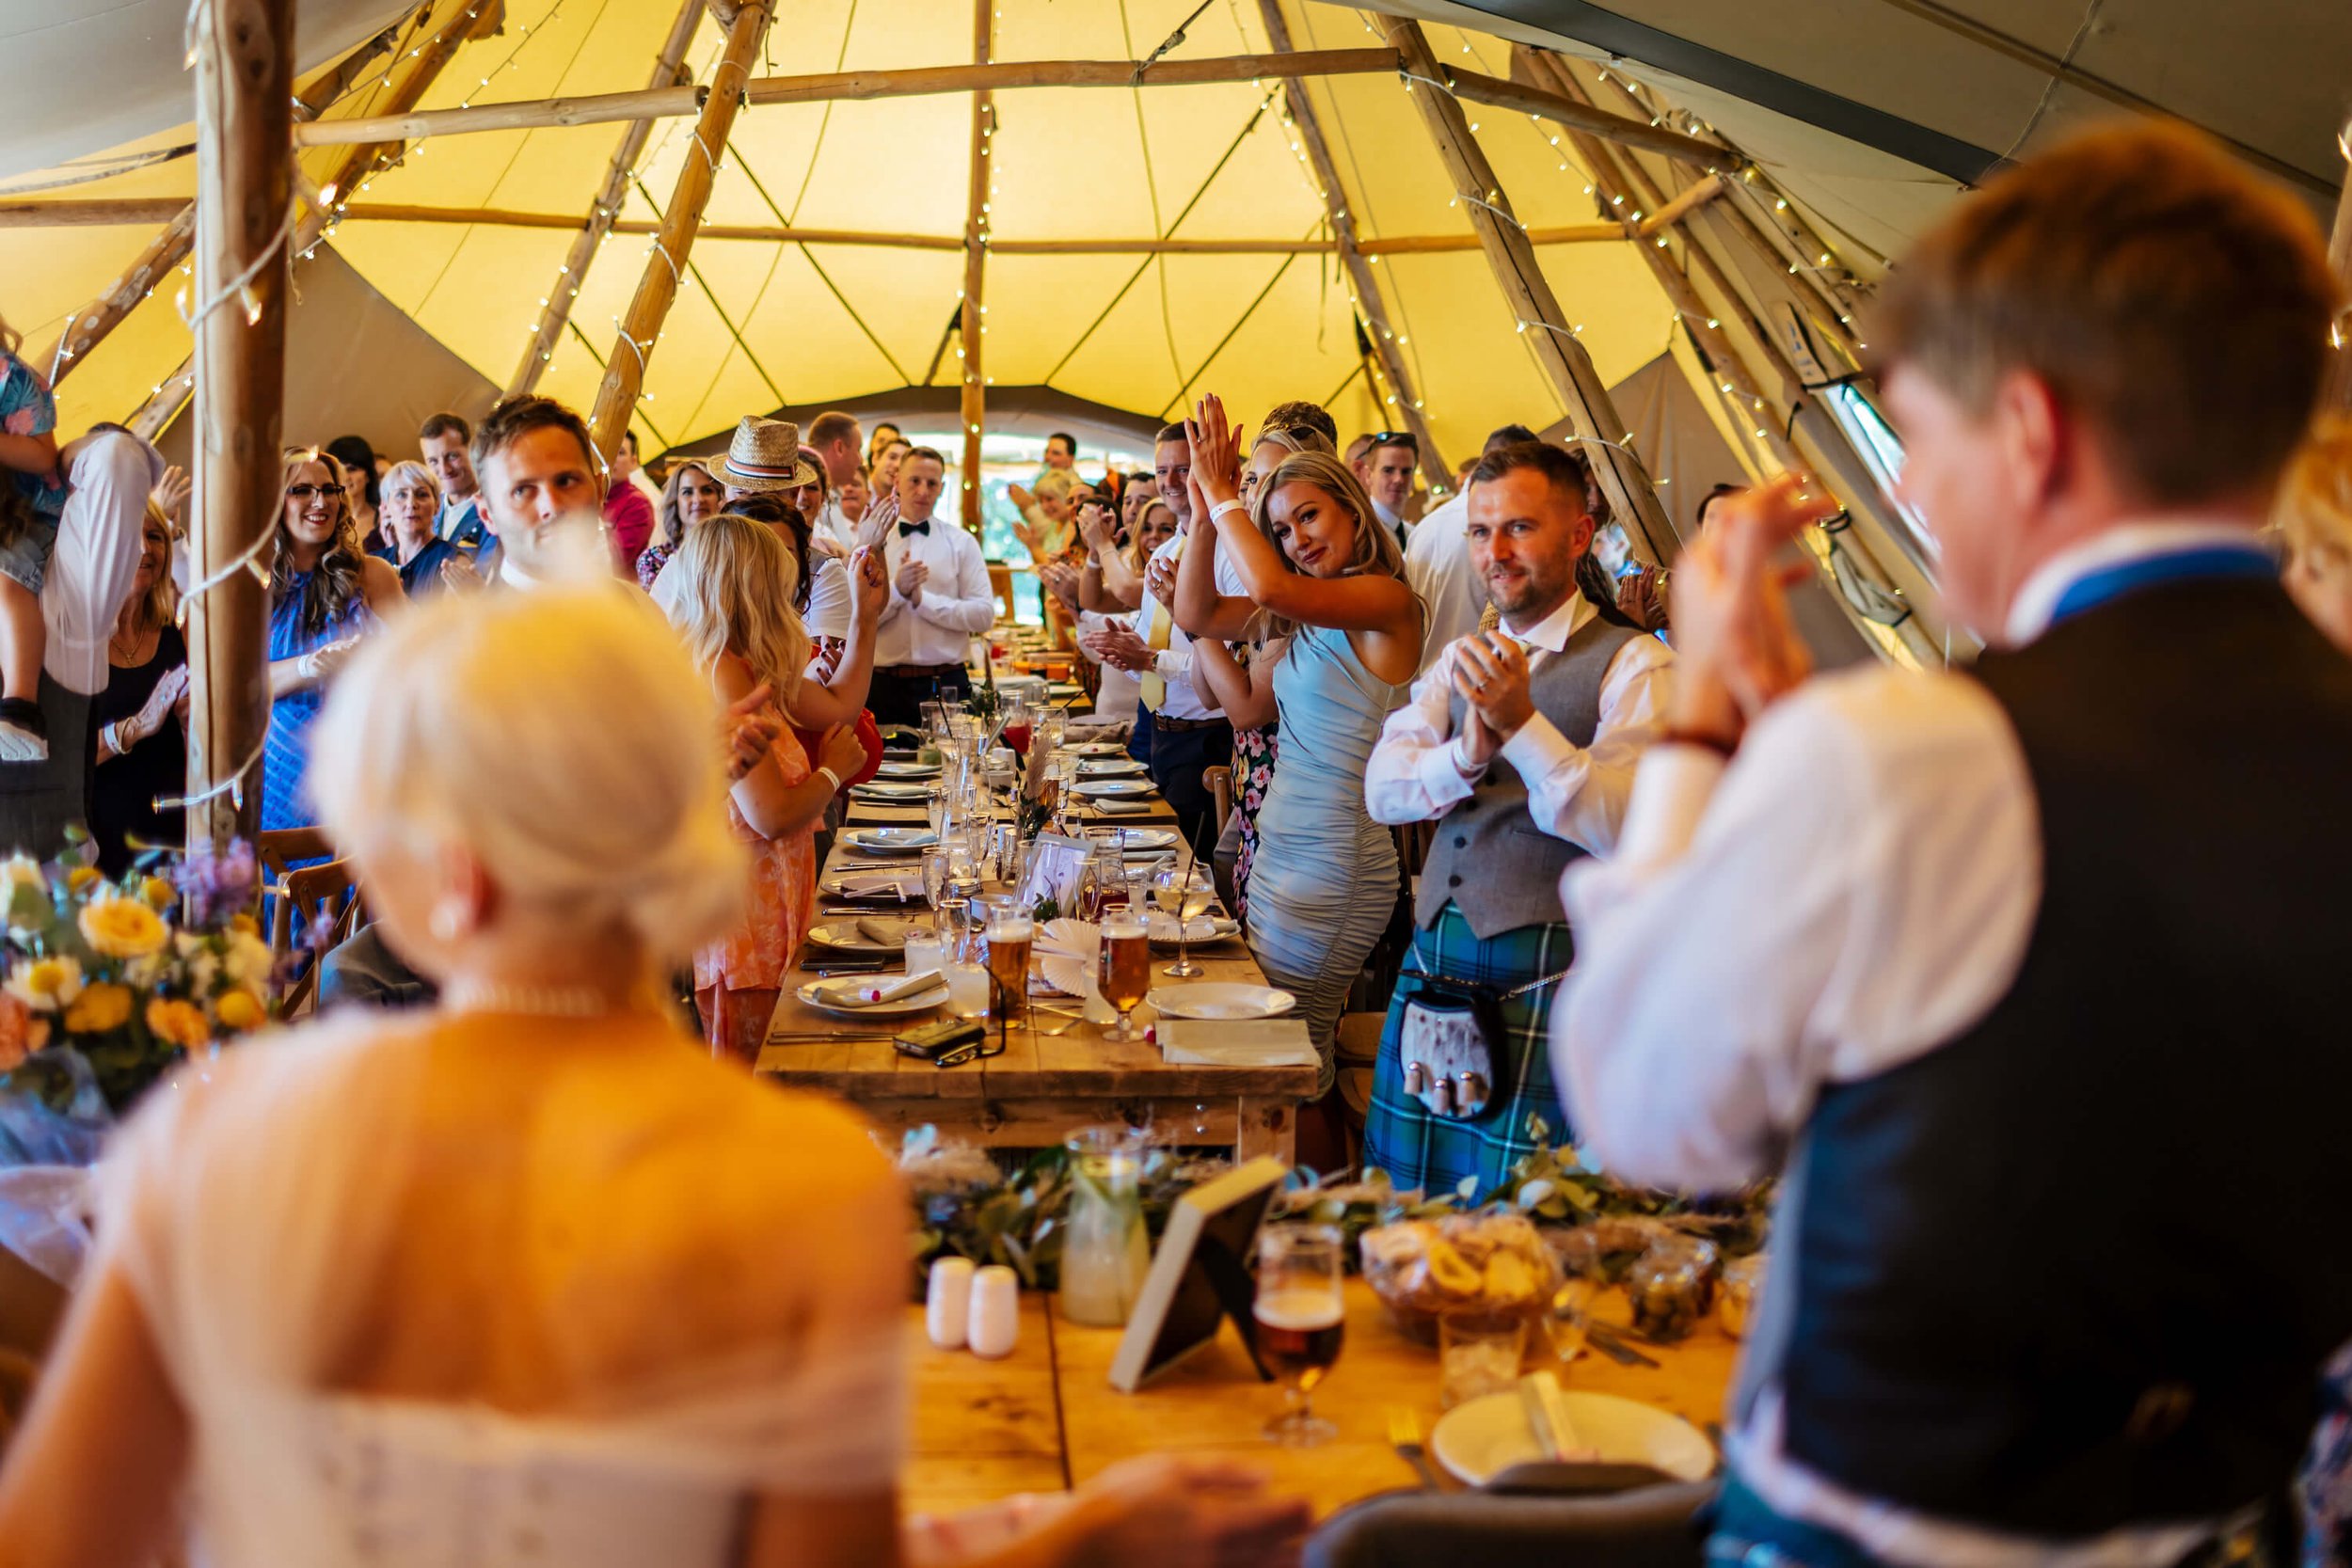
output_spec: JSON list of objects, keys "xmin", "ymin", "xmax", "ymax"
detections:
[{"xmin": 669, "ymin": 514, "xmax": 882, "ymax": 1060}]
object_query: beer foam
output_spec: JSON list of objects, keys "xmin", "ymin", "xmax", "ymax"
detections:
[{"xmin": 1252, "ymin": 1289, "xmax": 1343, "ymax": 1332}]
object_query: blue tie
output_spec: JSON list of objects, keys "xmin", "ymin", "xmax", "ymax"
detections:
[{"xmin": 898, "ymin": 520, "xmax": 930, "ymax": 538}]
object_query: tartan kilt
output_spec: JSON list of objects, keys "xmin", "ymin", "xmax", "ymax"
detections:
[{"xmin": 1362, "ymin": 905, "xmax": 1574, "ymax": 1202}]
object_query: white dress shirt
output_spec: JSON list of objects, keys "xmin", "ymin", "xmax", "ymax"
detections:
[
  {"xmin": 1403, "ymin": 490, "xmax": 1482, "ymax": 673},
  {"xmin": 1075, "ymin": 609, "xmax": 1145, "ymax": 721},
  {"xmin": 1363, "ymin": 593, "xmax": 1672, "ymax": 855},
  {"xmin": 1548, "ymin": 523, "xmax": 2273, "ymax": 1568},
  {"xmin": 876, "ymin": 517, "xmax": 993, "ymax": 667},
  {"xmin": 1137, "ymin": 526, "xmax": 1248, "ymax": 723},
  {"xmin": 47, "ymin": 431, "xmax": 162, "ymax": 695}
]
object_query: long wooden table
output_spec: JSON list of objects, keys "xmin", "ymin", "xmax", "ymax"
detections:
[
  {"xmin": 756, "ymin": 771, "xmax": 1321, "ymax": 1162},
  {"xmin": 905, "ymin": 1275, "xmax": 1737, "ymax": 1521}
]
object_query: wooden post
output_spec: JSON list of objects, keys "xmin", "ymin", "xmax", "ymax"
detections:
[
  {"xmin": 957, "ymin": 1, "xmax": 992, "ymax": 536},
  {"xmin": 586, "ymin": 2, "xmax": 772, "ymax": 461},
  {"xmin": 506, "ymin": 0, "xmax": 705, "ymax": 399},
  {"xmin": 1384, "ymin": 19, "xmax": 1676, "ymax": 562},
  {"xmin": 122, "ymin": 0, "xmax": 490, "ymax": 437},
  {"xmin": 1257, "ymin": 0, "xmax": 1451, "ymax": 489},
  {"xmin": 2326, "ymin": 147, "xmax": 2352, "ymax": 412},
  {"xmin": 35, "ymin": 18, "xmax": 402, "ymax": 386},
  {"xmin": 185, "ymin": 0, "xmax": 296, "ymax": 848}
]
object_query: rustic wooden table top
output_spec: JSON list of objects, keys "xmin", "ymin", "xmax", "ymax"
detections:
[{"xmin": 904, "ymin": 1275, "xmax": 1737, "ymax": 1521}]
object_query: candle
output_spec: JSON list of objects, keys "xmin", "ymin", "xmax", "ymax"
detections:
[
  {"xmin": 927, "ymin": 1257, "xmax": 975, "ymax": 1350},
  {"xmin": 968, "ymin": 1264, "xmax": 1020, "ymax": 1358}
]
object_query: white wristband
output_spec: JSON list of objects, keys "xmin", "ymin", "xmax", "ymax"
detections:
[
  {"xmin": 815, "ymin": 766, "xmax": 844, "ymax": 794},
  {"xmin": 1209, "ymin": 499, "xmax": 1247, "ymax": 524}
]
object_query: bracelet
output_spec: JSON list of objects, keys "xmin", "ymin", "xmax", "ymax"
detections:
[
  {"xmin": 103, "ymin": 721, "xmax": 125, "ymax": 754},
  {"xmin": 815, "ymin": 766, "xmax": 844, "ymax": 794},
  {"xmin": 1209, "ymin": 499, "xmax": 1247, "ymax": 524},
  {"xmin": 1659, "ymin": 726, "xmax": 1738, "ymax": 759}
]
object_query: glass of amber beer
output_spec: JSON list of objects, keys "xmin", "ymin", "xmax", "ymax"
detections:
[{"xmin": 1252, "ymin": 1223, "xmax": 1345, "ymax": 1447}]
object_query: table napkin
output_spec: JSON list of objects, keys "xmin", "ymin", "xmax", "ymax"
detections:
[
  {"xmin": 834, "ymin": 872, "xmax": 921, "ymax": 898},
  {"xmin": 856, "ymin": 917, "xmax": 908, "ymax": 948},
  {"xmin": 811, "ymin": 970, "xmax": 942, "ymax": 1007},
  {"xmin": 1159, "ymin": 1019, "xmax": 1317, "ymax": 1068}
]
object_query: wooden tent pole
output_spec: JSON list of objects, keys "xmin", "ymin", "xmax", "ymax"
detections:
[
  {"xmin": 123, "ymin": 0, "xmax": 493, "ymax": 437},
  {"xmin": 33, "ymin": 15, "xmax": 406, "ymax": 386},
  {"xmin": 2326, "ymin": 144, "xmax": 2352, "ymax": 412},
  {"xmin": 957, "ymin": 1, "xmax": 992, "ymax": 536},
  {"xmin": 585, "ymin": 1, "xmax": 772, "ymax": 461},
  {"xmin": 1257, "ymin": 0, "xmax": 1451, "ymax": 489},
  {"xmin": 185, "ymin": 0, "xmax": 296, "ymax": 849},
  {"xmin": 1554, "ymin": 98, "xmax": 1938, "ymax": 665},
  {"xmin": 506, "ymin": 0, "xmax": 705, "ymax": 399},
  {"xmin": 1384, "ymin": 19, "xmax": 1677, "ymax": 563}
]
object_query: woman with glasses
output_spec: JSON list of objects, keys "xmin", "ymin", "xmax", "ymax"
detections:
[
  {"xmin": 636, "ymin": 460, "xmax": 724, "ymax": 591},
  {"xmin": 262, "ymin": 447, "xmax": 403, "ymax": 832}
]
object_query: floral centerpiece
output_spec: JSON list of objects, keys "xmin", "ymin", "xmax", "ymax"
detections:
[{"xmin": 0, "ymin": 840, "xmax": 274, "ymax": 1128}]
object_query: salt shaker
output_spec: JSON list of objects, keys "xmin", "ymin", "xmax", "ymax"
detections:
[
  {"xmin": 926, "ymin": 1258, "xmax": 975, "ymax": 1351},
  {"xmin": 967, "ymin": 1264, "xmax": 1021, "ymax": 1358}
]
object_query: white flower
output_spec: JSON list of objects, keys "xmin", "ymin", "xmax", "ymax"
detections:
[
  {"xmin": 0, "ymin": 856, "xmax": 44, "ymax": 896},
  {"xmin": 6, "ymin": 955, "xmax": 85, "ymax": 1013},
  {"xmin": 223, "ymin": 930, "xmax": 274, "ymax": 990}
]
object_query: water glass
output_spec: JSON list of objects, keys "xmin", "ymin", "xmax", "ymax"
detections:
[
  {"xmin": 1439, "ymin": 1310, "xmax": 1528, "ymax": 1409},
  {"xmin": 901, "ymin": 931, "xmax": 949, "ymax": 984},
  {"xmin": 943, "ymin": 961, "xmax": 991, "ymax": 1022}
]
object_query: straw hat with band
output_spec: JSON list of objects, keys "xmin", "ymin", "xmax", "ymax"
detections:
[{"xmin": 720, "ymin": 417, "xmax": 819, "ymax": 492}]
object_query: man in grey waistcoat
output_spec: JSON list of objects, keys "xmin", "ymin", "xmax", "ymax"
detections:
[{"xmin": 1361, "ymin": 441, "xmax": 1675, "ymax": 1197}]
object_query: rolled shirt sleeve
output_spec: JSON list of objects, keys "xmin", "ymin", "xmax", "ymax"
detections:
[
  {"xmin": 1364, "ymin": 638, "xmax": 1483, "ymax": 825},
  {"xmin": 1495, "ymin": 633, "xmax": 1675, "ymax": 857}
]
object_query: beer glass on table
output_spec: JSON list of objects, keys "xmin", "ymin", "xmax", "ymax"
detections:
[
  {"xmin": 1097, "ymin": 915, "xmax": 1151, "ymax": 1041},
  {"xmin": 982, "ymin": 909, "xmax": 1034, "ymax": 1054},
  {"xmin": 1253, "ymin": 1223, "xmax": 1345, "ymax": 1447}
]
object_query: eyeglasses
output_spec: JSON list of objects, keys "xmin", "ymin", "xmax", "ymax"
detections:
[
  {"xmin": 286, "ymin": 483, "xmax": 347, "ymax": 500},
  {"xmin": 1365, "ymin": 432, "xmax": 1419, "ymax": 452}
]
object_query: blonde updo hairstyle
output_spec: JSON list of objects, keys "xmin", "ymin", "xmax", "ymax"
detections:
[
  {"xmin": 2276, "ymin": 413, "xmax": 2352, "ymax": 571},
  {"xmin": 1247, "ymin": 447, "xmax": 1405, "ymax": 638},
  {"xmin": 308, "ymin": 538, "xmax": 745, "ymax": 966}
]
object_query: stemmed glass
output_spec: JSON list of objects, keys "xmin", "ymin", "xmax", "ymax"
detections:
[
  {"xmin": 921, "ymin": 847, "xmax": 955, "ymax": 935},
  {"xmin": 1252, "ymin": 1223, "xmax": 1345, "ymax": 1447},
  {"xmin": 1152, "ymin": 861, "xmax": 1216, "ymax": 978},
  {"xmin": 1096, "ymin": 914, "xmax": 1151, "ymax": 1041}
]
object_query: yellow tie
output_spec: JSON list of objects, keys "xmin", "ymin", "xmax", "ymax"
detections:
[{"xmin": 1139, "ymin": 535, "xmax": 1184, "ymax": 711}]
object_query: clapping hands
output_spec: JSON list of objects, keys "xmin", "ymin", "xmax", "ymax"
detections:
[
  {"xmin": 1669, "ymin": 472, "xmax": 1836, "ymax": 744},
  {"xmin": 856, "ymin": 491, "xmax": 900, "ymax": 552},
  {"xmin": 848, "ymin": 545, "xmax": 887, "ymax": 623}
]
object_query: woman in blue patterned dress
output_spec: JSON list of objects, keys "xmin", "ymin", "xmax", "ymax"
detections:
[
  {"xmin": 262, "ymin": 449, "xmax": 403, "ymax": 832},
  {"xmin": 1173, "ymin": 397, "xmax": 1422, "ymax": 1092}
]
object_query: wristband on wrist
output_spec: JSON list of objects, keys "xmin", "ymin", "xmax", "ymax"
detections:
[
  {"xmin": 103, "ymin": 721, "xmax": 125, "ymax": 754},
  {"xmin": 1659, "ymin": 726, "xmax": 1738, "ymax": 758},
  {"xmin": 815, "ymin": 766, "xmax": 844, "ymax": 794},
  {"xmin": 1209, "ymin": 498, "xmax": 1247, "ymax": 524}
]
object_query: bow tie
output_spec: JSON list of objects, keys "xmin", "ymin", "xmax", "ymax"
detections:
[{"xmin": 898, "ymin": 520, "xmax": 930, "ymax": 538}]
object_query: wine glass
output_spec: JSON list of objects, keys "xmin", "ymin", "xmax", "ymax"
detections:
[
  {"xmin": 1097, "ymin": 914, "xmax": 1151, "ymax": 1041},
  {"xmin": 921, "ymin": 847, "xmax": 955, "ymax": 935},
  {"xmin": 1152, "ymin": 861, "xmax": 1216, "ymax": 978},
  {"xmin": 1253, "ymin": 1223, "xmax": 1345, "ymax": 1447}
]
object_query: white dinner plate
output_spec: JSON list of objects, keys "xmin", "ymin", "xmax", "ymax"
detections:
[
  {"xmin": 1047, "ymin": 683, "xmax": 1086, "ymax": 698},
  {"xmin": 850, "ymin": 782, "xmax": 933, "ymax": 801},
  {"xmin": 1077, "ymin": 757, "xmax": 1149, "ymax": 778},
  {"xmin": 1073, "ymin": 778, "xmax": 1156, "ymax": 799},
  {"xmin": 1064, "ymin": 742, "xmax": 1127, "ymax": 757},
  {"xmin": 1429, "ymin": 1390, "xmax": 1716, "ymax": 1487},
  {"xmin": 820, "ymin": 871, "xmax": 923, "ymax": 902},
  {"xmin": 1089, "ymin": 827, "xmax": 1179, "ymax": 854},
  {"xmin": 1146, "ymin": 982, "xmax": 1296, "ymax": 1021},
  {"xmin": 841, "ymin": 827, "xmax": 939, "ymax": 857},
  {"xmin": 1146, "ymin": 913, "xmax": 1241, "ymax": 947},
  {"xmin": 807, "ymin": 918, "xmax": 917, "ymax": 953},
  {"xmin": 793, "ymin": 978, "xmax": 949, "ymax": 1019},
  {"xmin": 875, "ymin": 761, "xmax": 942, "ymax": 779}
]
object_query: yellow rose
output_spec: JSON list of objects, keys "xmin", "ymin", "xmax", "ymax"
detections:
[
  {"xmin": 213, "ymin": 988, "xmax": 267, "ymax": 1033},
  {"xmin": 78, "ymin": 895, "xmax": 170, "ymax": 960},
  {"xmin": 5, "ymin": 955, "xmax": 85, "ymax": 1013},
  {"xmin": 139, "ymin": 876, "xmax": 178, "ymax": 911},
  {"xmin": 64, "ymin": 866, "xmax": 100, "ymax": 895},
  {"xmin": 144, "ymin": 998, "xmax": 211, "ymax": 1052},
  {"xmin": 230, "ymin": 912, "xmax": 260, "ymax": 939},
  {"xmin": 62, "ymin": 981, "xmax": 133, "ymax": 1036}
]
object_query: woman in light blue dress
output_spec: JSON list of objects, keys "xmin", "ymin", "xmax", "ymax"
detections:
[{"xmin": 1173, "ymin": 397, "xmax": 1422, "ymax": 1090}]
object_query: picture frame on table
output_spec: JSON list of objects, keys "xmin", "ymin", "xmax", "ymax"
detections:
[
  {"xmin": 1109, "ymin": 1157, "xmax": 1289, "ymax": 1392},
  {"xmin": 1016, "ymin": 832, "xmax": 1091, "ymax": 912}
]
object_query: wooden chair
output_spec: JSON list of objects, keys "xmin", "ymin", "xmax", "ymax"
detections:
[
  {"xmin": 255, "ymin": 827, "xmax": 333, "ymax": 878},
  {"xmin": 274, "ymin": 858, "xmax": 360, "ymax": 1018},
  {"xmin": 1203, "ymin": 766, "xmax": 1233, "ymax": 833},
  {"xmin": 986, "ymin": 561, "xmax": 1018, "ymax": 621}
]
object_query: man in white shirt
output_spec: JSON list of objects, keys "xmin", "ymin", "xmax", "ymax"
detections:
[
  {"xmin": 1406, "ymin": 423, "xmax": 1538, "ymax": 671},
  {"xmin": 420, "ymin": 410, "xmax": 490, "ymax": 554},
  {"xmin": 806, "ymin": 409, "xmax": 865, "ymax": 554},
  {"xmin": 1360, "ymin": 440, "xmax": 1670, "ymax": 1198},
  {"xmin": 1352, "ymin": 431, "xmax": 1419, "ymax": 551},
  {"xmin": 0, "ymin": 426, "xmax": 157, "ymax": 852},
  {"xmin": 1078, "ymin": 421, "xmax": 1241, "ymax": 856},
  {"xmin": 868, "ymin": 447, "xmax": 992, "ymax": 727},
  {"xmin": 1553, "ymin": 123, "xmax": 2351, "ymax": 1568}
]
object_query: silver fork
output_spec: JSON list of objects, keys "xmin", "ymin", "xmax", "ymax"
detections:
[{"xmin": 1387, "ymin": 1407, "xmax": 1443, "ymax": 1490}]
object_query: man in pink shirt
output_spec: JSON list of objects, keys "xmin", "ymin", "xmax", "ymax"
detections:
[{"xmin": 600, "ymin": 450, "xmax": 656, "ymax": 578}]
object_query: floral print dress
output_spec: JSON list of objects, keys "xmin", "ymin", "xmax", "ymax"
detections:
[
  {"xmin": 1230, "ymin": 637, "xmax": 1287, "ymax": 928},
  {"xmin": 695, "ymin": 700, "xmax": 818, "ymax": 997}
]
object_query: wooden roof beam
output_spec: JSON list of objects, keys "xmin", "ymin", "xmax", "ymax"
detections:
[{"xmin": 585, "ymin": 1, "xmax": 772, "ymax": 460}]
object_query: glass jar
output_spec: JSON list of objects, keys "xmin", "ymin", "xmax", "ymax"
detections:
[
  {"xmin": 1625, "ymin": 1234, "xmax": 1720, "ymax": 1343},
  {"xmin": 1060, "ymin": 1126, "xmax": 1152, "ymax": 1326},
  {"xmin": 1719, "ymin": 1252, "xmax": 1766, "ymax": 1340}
]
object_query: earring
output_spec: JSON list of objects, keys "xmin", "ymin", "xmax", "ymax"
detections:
[{"xmin": 429, "ymin": 904, "xmax": 466, "ymax": 943}]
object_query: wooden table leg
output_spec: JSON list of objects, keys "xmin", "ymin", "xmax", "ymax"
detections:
[{"xmin": 1234, "ymin": 1096, "xmax": 1296, "ymax": 1164}]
